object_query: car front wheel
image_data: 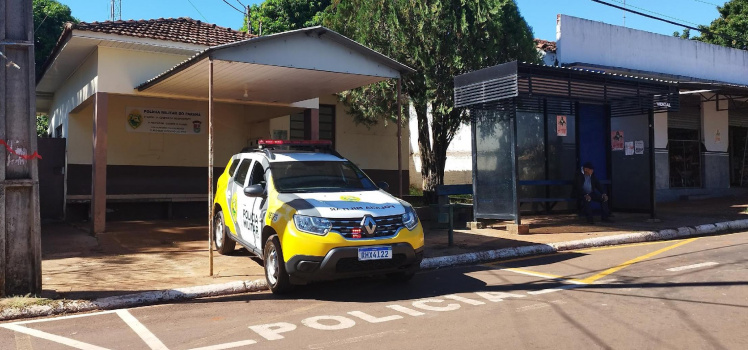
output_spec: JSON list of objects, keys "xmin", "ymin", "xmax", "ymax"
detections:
[
  {"xmin": 214, "ymin": 210, "xmax": 236, "ymax": 255},
  {"xmin": 264, "ymin": 235, "xmax": 293, "ymax": 294}
]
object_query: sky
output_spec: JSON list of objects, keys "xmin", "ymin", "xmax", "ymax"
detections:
[{"xmin": 59, "ymin": 0, "xmax": 723, "ymax": 41}]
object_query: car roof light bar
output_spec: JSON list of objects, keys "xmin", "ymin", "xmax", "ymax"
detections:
[{"xmin": 258, "ymin": 139, "xmax": 332, "ymax": 146}]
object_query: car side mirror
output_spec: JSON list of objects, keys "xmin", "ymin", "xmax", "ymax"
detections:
[
  {"xmin": 376, "ymin": 181, "xmax": 389, "ymax": 191},
  {"xmin": 244, "ymin": 184, "xmax": 265, "ymax": 197}
]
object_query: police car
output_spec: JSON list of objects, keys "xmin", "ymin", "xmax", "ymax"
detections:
[{"xmin": 212, "ymin": 140, "xmax": 424, "ymax": 293}]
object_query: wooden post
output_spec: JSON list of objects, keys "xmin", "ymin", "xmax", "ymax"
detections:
[
  {"xmin": 91, "ymin": 92, "xmax": 108, "ymax": 234},
  {"xmin": 1, "ymin": 0, "xmax": 42, "ymax": 296},
  {"xmin": 309, "ymin": 108, "xmax": 319, "ymax": 140},
  {"xmin": 208, "ymin": 56, "xmax": 214, "ymax": 276}
]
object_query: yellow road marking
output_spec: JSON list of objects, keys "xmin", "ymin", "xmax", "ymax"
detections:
[
  {"xmin": 484, "ymin": 240, "xmax": 675, "ymax": 267},
  {"xmin": 578, "ymin": 238, "xmax": 698, "ymax": 284}
]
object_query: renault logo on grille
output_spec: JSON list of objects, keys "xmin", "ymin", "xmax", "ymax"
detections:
[{"xmin": 361, "ymin": 216, "xmax": 377, "ymax": 235}]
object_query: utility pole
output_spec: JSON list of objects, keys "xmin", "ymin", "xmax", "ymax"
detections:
[
  {"xmin": 246, "ymin": 5, "xmax": 251, "ymax": 34},
  {"xmin": 0, "ymin": 0, "xmax": 42, "ymax": 296}
]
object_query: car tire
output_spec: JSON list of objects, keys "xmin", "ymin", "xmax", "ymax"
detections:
[
  {"xmin": 264, "ymin": 235, "xmax": 293, "ymax": 294},
  {"xmin": 214, "ymin": 210, "xmax": 236, "ymax": 255},
  {"xmin": 386, "ymin": 271, "xmax": 415, "ymax": 283}
]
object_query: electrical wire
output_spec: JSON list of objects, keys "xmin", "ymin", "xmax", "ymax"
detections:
[
  {"xmin": 186, "ymin": 0, "xmax": 209, "ymax": 22},
  {"xmin": 235, "ymin": 0, "xmax": 246, "ymax": 8},
  {"xmin": 607, "ymin": 0, "xmax": 701, "ymax": 26},
  {"xmin": 219, "ymin": 0, "xmax": 245, "ymax": 14},
  {"xmin": 691, "ymin": 0, "xmax": 720, "ymax": 7},
  {"xmin": 591, "ymin": 0, "xmax": 747, "ymax": 47}
]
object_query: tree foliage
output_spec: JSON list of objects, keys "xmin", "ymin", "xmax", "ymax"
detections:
[
  {"xmin": 693, "ymin": 0, "xmax": 748, "ymax": 49},
  {"xmin": 33, "ymin": 0, "xmax": 77, "ymax": 78},
  {"xmin": 324, "ymin": 0, "xmax": 539, "ymax": 190},
  {"xmin": 241, "ymin": 0, "xmax": 331, "ymax": 35},
  {"xmin": 36, "ymin": 115, "xmax": 49, "ymax": 137}
]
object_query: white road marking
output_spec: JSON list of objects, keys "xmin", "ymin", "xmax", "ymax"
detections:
[
  {"xmin": 301, "ymin": 315, "xmax": 356, "ymax": 331},
  {"xmin": 115, "ymin": 309, "xmax": 168, "ymax": 350},
  {"xmin": 527, "ymin": 285, "xmax": 582, "ymax": 295},
  {"xmin": 475, "ymin": 292, "xmax": 526, "ymax": 302},
  {"xmin": 347, "ymin": 310, "xmax": 403, "ymax": 323},
  {"xmin": 8, "ymin": 310, "xmax": 118, "ymax": 325},
  {"xmin": 516, "ymin": 303, "xmax": 551, "ymax": 312},
  {"xmin": 411, "ymin": 299, "xmax": 461, "ymax": 312},
  {"xmin": 502, "ymin": 268, "xmax": 587, "ymax": 284},
  {"xmin": 189, "ymin": 340, "xmax": 257, "ymax": 350},
  {"xmin": 667, "ymin": 262, "xmax": 719, "ymax": 272},
  {"xmin": 249, "ymin": 322, "xmax": 297, "ymax": 340},
  {"xmin": 386, "ymin": 305, "xmax": 425, "ymax": 316},
  {"xmin": 1, "ymin": 324, "xmax": 110, "ymax": 350},
  {"xmin": 307, "ymin": 330, "xmax": 407, "ymax": 350},
  {"xmin": 444, "ymin": 294, "xmax": 486, "ymax": 305}
]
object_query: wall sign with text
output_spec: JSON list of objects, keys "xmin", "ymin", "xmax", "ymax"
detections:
[{"xmin": 126, "ymin": 107, "xmax": 205, "ymax": 135}]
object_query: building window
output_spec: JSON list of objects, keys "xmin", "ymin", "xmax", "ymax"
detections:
[
  {"xmin": 668, "ymin": 128, "xmax": 701, "ymax": 188},
  {"xmin": 289, "ymin": 105, "xmax": 335, "ymax": 147}
]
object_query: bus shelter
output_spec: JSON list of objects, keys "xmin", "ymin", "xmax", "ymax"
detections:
[{"xmin": 454, "ymin": 62, "xmax": 679, "ymax": 224}]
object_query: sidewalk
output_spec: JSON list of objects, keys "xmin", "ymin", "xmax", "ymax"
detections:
[{"xmin": 4, "ymin": 196, "xmax": 747, "ymax": 320}]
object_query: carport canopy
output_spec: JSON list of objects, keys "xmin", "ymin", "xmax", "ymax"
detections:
[{"xmin": 136, "ymin": 26, "xmax": 414, "ymax": 105}]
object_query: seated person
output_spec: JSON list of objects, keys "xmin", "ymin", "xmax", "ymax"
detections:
[{"xmin": 573, "ymin": 162, "xmax": 612, "ymax": 224}]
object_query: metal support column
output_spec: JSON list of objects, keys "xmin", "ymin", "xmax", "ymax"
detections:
[
  {"xmin": 208, "ymin": 56, "xmax": 214, "ymax": 276},
  {"xmin": 648, "ymin": 108, "xmax": 656, "ymax": 219},
  {"xmin": 397, "ymin": 78, "xmax": 403, "ymax": 198},
  {"xmin": 1, "ymin": 0, "xmax": 42, "ymax": 296}
]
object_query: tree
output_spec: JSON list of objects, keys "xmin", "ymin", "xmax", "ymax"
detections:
[
  {"xmin": 33, "ymin": 0, "xmax": 78, "ymax": 78},
  {"xmin": 36, "ymin": 114, "xmax": 49, "ymax": 137},
  {"xmin": 241, "ymin": 0, "xmax": 331, "ymax": 35},
  {"xmin": 324, "ymin": 0, "xmax": 539, "ymax": 191},
  {"xmin": 693, "ymin": 0, "xmax": 748, "ymax": 50},
  {"xmin": 673, "ymin": 28, "xmax": 690, "ymax": 39}
]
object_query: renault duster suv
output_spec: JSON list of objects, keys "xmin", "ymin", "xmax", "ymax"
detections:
[{"xmin": 212, "ymin": 140, "xmax": 424, "ymax": 293}]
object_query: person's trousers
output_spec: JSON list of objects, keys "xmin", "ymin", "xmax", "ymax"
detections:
[{"xmin": 579, "ymin": 192, "xmax": 610, "ymax": 220}]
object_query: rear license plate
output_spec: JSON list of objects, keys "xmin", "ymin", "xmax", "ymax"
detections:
[{"xmin": 358, "ymin": 246, "xmax": 392, "ymax": 261}]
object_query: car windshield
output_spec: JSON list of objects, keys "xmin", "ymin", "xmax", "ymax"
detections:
[{"xmin": 270, "ymin": 161, "xmax": 379, "ymax": 193}]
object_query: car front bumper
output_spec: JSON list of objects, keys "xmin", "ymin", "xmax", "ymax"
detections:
[{"xmin": 285, "ymin": 243, "xmax": 423, "ymax": 284}]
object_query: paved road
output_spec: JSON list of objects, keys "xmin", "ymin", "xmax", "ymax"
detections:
[{"xmin": 2, "ymin": 232, "xmax": 747, "ymax": 350}]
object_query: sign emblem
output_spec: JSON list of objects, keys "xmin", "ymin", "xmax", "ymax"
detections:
[
  {"xmin": 340, "ymin": 195, "xmax": 361, "ymax": 202},
  {"xmin": 361, "ymin": 215, "xmax": 377, "ymax": 235},
  {"xmin": 193, "ymin": 120, "xmax": 202, "ymax": 133},
  {"xmin": 127, "ymin": 110, "xmax": 143, "ymax": 129}
]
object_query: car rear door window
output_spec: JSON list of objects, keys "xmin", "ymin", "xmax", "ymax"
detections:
[{"xmin": 233, "ymin": 159, "xmax": 251, "ymax": 187}]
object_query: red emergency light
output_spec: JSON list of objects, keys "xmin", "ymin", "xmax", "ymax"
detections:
[
  {"xmin": 351, "ymin": 227, "xmax": 362, "ymax": 239},
  {"xmin": 258, "ymin": 139, "xmax": 332, "ymax": 146}
]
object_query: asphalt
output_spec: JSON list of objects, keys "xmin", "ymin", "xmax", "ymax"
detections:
[{"xmin": 2, "ymin": 196, "xmax": 747, "ymax": 321}]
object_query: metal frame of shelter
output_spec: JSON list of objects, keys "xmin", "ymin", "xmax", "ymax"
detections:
[{"xmin": 454, "ymin": 61, "xmax": 680, "ymax": 225}]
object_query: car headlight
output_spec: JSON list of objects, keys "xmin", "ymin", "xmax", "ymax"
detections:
[
  {"xmin": 401, "ymin": 206, "xmax": 419, "ymax": 231},
  {"xmin": 293, "ymin": 214, "xmax": 332, "ymax": 235}
]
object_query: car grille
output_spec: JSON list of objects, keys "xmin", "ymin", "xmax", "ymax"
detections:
[
  {"xmin": 329, "ymin": 215, "xmax": 404, "ymax": 239},
  {"xmin": 335, "ymin": 254, "xmax": 408, "ymax": 273}
]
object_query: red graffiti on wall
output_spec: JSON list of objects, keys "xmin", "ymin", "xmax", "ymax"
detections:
[{"xmin": 0, "ymin": 140, "xmax": 42, "ymax": 160}]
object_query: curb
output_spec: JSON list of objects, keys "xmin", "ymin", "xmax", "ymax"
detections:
[{"xmin": 2, "ymin": 218, "xmax": 747, "ymax": 322}]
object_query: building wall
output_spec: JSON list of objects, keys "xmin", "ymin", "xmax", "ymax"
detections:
[
  {"xmin": 48, "ymin": 48, "xmax": 98, "ymax": 139},
  {"xmin": 701, "ymin": 98, "xmax": 730, "ymax": 189},
  {"xmin": 97, "ymin": 46, "xmax": 194, "ymax": 94},
  {"xmin": 557, "ymin": 15, "xmax": 748, "ymax": 86}
]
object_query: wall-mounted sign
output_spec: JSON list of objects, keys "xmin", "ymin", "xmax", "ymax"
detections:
[
  {"xmin": 635, "ymin": 140, "xmax": 644, "ymax": 154},
  {"xmin": 126, "ymin": 107, "xmax": 205, "ymax": 135},
  {"xmin": 556, "ymin": 115, "xmax": 567, "ymax": 136},
  {"xmin": 625, "ymin": 141, "xmax": 634, "ymax": 156},
  {"xmin": 611, "ymin": 131, "xmax": 624, "ymax": 151}
]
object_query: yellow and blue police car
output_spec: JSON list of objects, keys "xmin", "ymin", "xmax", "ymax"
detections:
[{"xmin": 212, "ymin": 140, "xmax": 424, "ymax": 293}]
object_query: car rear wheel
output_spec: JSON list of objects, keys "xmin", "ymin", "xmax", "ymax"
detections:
[
  {"xmin": 214, "ymin": 210, "xmax": 236, "ymax": 255},
  {"xmin": 264, "ymin": 235, "xmax": 293, "ymax": 294}
]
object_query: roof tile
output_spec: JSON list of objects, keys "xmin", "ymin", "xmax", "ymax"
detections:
[{"xmin": 73, "ymin": 17, "xmax": 255, "ymax": 46}]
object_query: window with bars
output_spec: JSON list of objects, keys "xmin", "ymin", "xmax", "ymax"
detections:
[{"xmin": 289, "ymin": 105, "xmax": 335, "ymax": 147}]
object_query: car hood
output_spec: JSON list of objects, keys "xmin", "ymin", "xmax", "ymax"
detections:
[{"xmin": 277, "ymin": 190, "xmax": 406, "ymax": 218}]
